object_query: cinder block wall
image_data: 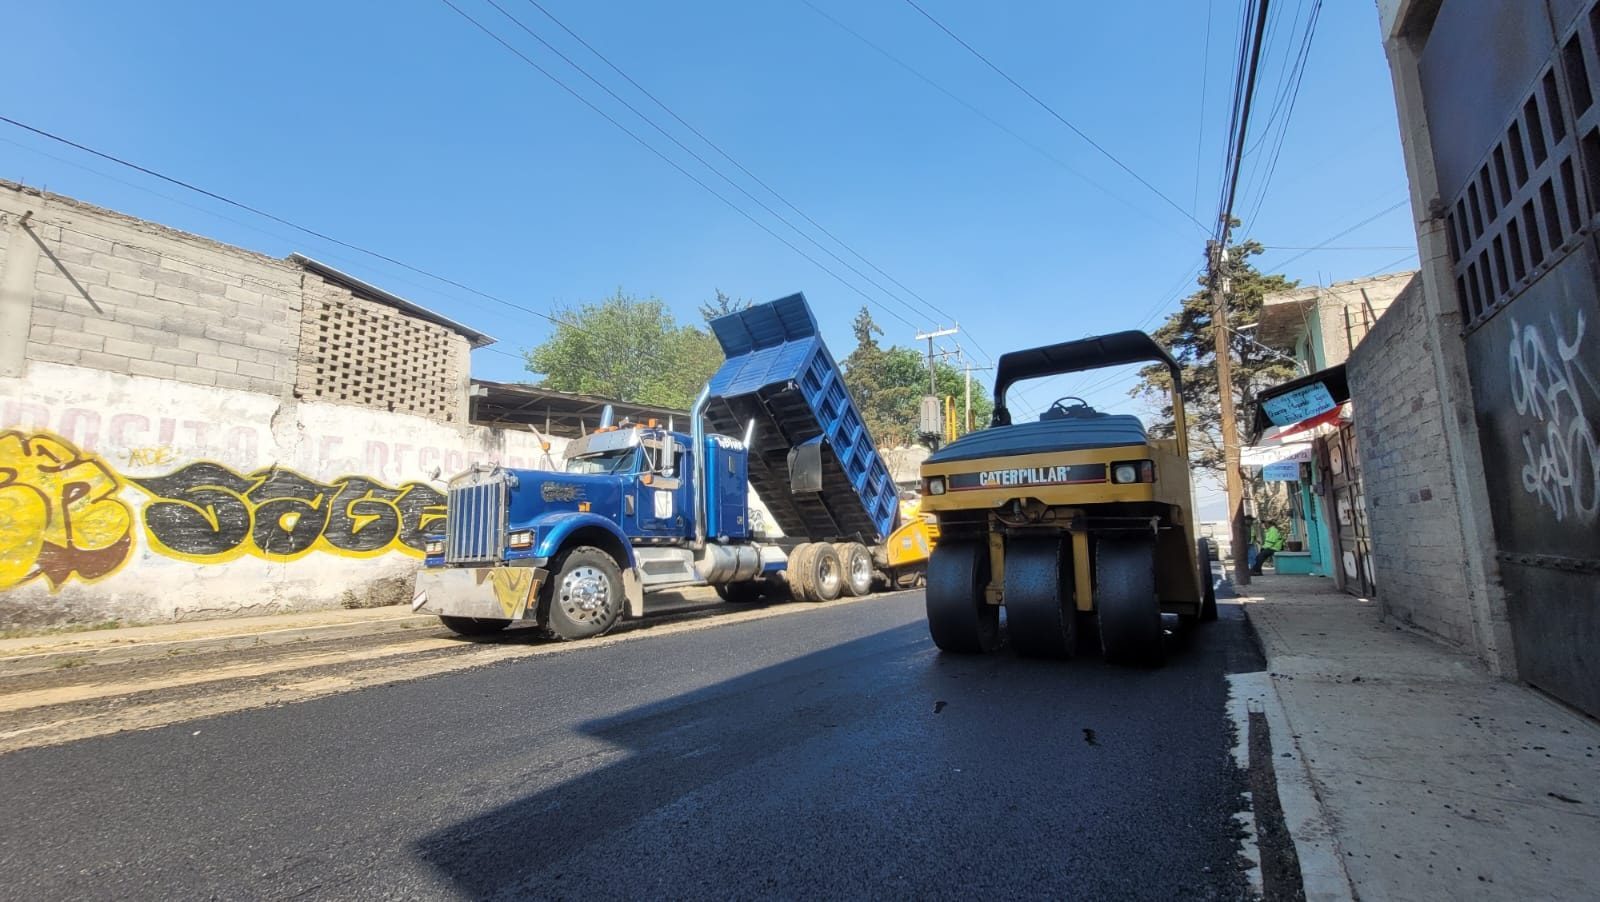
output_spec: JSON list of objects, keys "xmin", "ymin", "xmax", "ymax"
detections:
[
  {"xmin": 1347, "ymin": 280, "xmax": 1475, "ymax": 647},
  {"xmin": 1, "ymin": 182, "xmax": 301, "ymax": 394}
]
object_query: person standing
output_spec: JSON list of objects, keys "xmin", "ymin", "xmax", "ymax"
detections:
[{"xmin": 1252, "ymin": 522, "xmax": 1285, "ymax": 575}]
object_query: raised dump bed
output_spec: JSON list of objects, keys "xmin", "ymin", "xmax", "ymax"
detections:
[{"xmin": 705, "ymin": 293, "xmax": 898, "ymax": 544}]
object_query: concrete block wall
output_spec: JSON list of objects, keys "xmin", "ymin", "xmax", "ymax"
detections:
[
  {"xmin": 1348, "ymin": 280, "xmax": 1476, "ymax": 647},
  {"xmin": 0, "ymin": 181, "xmax": 300, "ymax": 395}
]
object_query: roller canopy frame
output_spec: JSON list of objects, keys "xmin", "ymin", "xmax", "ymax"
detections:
[{"xmin": 992, "ymin": 331, "xmax": 1182, "ymax": 427}]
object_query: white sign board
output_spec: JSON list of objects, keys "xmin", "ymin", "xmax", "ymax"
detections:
[
  {"xmin": 1262, "ymin": 382, "xmax": 1336, "ymax": 426},
  {"xmin": 1263, "ymin": 460, "xmax": 1302, "ymax": 481}
]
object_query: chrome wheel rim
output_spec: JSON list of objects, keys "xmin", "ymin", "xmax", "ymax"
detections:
[
  {"xmin": 818, "ymin": 555, "xmax": 841, "ymax": 595},
  {"xmin": 559, "ymin": 566, "xmax": 612, "ymax": 622},
  {"xmin": 850, "ymin": 551, "xmax": 870, "ymax": 588}
]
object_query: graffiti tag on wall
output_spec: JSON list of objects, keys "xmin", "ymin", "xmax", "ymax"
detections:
[
  {"xmin": 0, "ymin": 431, "xmax": 134, "ymax": 590},
  {"xmin": 0, "ymin": 431, "xmax": 449, "ymax": 592},
  {"xmin": 1508, "ymin": 311, "xmax": 1600, "ymax": 525},
  {"xmin": 131, "ymin": 463, "xmax": 445, "ymax": 562}
]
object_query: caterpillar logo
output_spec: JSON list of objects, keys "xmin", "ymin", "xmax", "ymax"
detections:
[{"xmin": 948, "ymin": 463, "xmax": 1106, "ymax": 491}]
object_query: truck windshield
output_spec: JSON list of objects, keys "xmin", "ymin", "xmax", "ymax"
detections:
[{"xmin": 565, "ymin": 448, "xmax": 637, "ymax": 475}]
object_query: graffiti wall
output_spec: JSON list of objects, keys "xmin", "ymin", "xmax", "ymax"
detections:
[{"xmin": 0, "ymin": 362, "xmax": 565, "ymax": 628}]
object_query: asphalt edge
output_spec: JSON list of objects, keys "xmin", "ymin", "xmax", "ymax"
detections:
[{"xmin": 1234, "ymin": 602, "xmax": 1357, "ymax": 902}]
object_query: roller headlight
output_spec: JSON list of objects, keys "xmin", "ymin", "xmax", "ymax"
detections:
[
  {"xmin": 1111, "ymin": 460, "xmax": 1156, "ymax": 484},
  {"xmin": 927, "ymin": 476, "xmax": 947, "ymax": 495},
  {"xmin": 508, "ymin": 530, "xmax": 534, "ymax": 548}
]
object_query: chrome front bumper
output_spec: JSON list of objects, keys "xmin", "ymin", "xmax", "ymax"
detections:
[{"xmin": 413, "ymin": 562, "xmax": 549, "ymax": 621}]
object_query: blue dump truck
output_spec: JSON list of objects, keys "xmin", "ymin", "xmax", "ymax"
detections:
[{"xmin": 414, "ymin": 293, "xmax": 930, "ymax": 640}]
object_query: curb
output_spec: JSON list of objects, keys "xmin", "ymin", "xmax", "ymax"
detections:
[{"xmin": 1234, "ymin": 602, "xmax": 1356, "ymax": 902}]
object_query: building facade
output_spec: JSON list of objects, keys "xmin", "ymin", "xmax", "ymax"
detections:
[
  {"xmin": 1372, "ymin": 0, "xmax": 1600, "ymax": 717},
  {"xmin": 0, "ymin": 181, "xmax": 559, "ymax": 629}
]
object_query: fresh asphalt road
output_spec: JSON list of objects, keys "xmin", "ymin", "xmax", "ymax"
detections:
[{"xmin": 0, "ymin": 591, "xmax": 1265, "ymax": 900}]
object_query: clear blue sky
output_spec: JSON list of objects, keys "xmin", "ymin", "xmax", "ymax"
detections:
[{"xmin": 4, "ymin": 1, "xmax": 1413, "ymax": 515}]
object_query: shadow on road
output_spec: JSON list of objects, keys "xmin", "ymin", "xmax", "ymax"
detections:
[{"xmin": 411, "ymin": 606, "xmax": 1257, "ymax": 899}]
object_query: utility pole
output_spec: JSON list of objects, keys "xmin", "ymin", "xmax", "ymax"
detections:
[
  {"xmin": 1209, "ymin": 239, "xmax": 1250, "ymax": 586},
  {"xmin": 915, "ymin": 327, "xmax": 959, "ymax": 446}
]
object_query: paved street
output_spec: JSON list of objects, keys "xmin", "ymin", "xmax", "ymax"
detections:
[{"xmin": 0, "ymin": 592, "xmax": 1264, "ymax": 900}]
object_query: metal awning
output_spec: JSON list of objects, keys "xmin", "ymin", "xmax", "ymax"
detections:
[
  {"xmin": 1250, "ymin": 363, "xmax": 1349, "ymax": 441},
  {"xmin": 469, "ymin": 380, "xmax": 688, "ymax": 438}
]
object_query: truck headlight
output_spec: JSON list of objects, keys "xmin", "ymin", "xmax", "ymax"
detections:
[
  {"xmin": 1111, "ymin": 460, "xmax": 1156, "ymax": 484},
  {"xmin": 425, "ymin": 539, "xmax": 443, "ymax": 555},
  {"xmin": 508, "ymin": 530, "xmax": 533, "ymax": 548},
  {"xmin": 926, "ymin": 476, "xmax": 946, "ymax": 495}
]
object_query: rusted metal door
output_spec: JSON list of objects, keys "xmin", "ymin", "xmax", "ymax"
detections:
[
  {"xmin": 1422, "ymin": 0, "xmax": 1600, "ymax": 715},
  {"xmin": 1323, "ymin": 424, "xmax": 1374, "ymax": 597}
]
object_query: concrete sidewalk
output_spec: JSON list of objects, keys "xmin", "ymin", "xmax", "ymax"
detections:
[{"xmin": 1238, "ymin": 576, "xmax": 1600, "ymax": 901}]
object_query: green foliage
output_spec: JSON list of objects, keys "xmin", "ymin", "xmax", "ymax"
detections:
[
  {"xmin": 525, "ymin": 290, "xmax": 722, "ymax": 410},
  {"xmin": 1133, "ymin": 239, "xmax": 1298, "ymax": 518},
  {"xmin": 699, "ymin": 289, "xmax": 752, "ymax": 324},
  {"xmin": 841, "ymin": 308, "xmax": 994, "ymax": 446}
]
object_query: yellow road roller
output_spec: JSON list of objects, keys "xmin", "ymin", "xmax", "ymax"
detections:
[{"xmin": 918, "ymin": 330, "xmax": 1215, "ymax": 664}]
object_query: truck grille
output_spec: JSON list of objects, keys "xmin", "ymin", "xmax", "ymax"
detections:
[{"xmin": 445, "ymin": 471, "xmax": 507, "ymax": 564}]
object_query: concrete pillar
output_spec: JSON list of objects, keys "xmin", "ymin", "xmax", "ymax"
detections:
[{"xmin": 0, "ymin": 210, "xmax": 39, "ymax": 377}]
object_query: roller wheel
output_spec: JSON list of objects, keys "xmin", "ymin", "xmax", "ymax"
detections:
[
  {"xmin": 785, "ymin": 544, "xmax": 816, "ymax": 601},
  {"xmin": 715, "ymin": 581, "xmax": 764, "ymax": 603},
  {"xmin": 1095, "ymin": 536, "xmax": 1165, "ymax": 666},
  {"xmin": 836, "ymin": 542, "xmax": 874, "ymax": 597},
  {"xmin": 804, "ymin": 543, "xmax": 844, "ymax": 601},
  {"xmin": 1197, "ymin": 537, "xmax": 1218, "ymax": 622},
  {"xmin": 1004, "ymin": 535, "xmax": 1075, "ymax": 658},
  {"xmin": 439, "ymin": 616, "xmax": 510, "ymax": 637},
  {"xmin": 926, "ymin": 539, "xmax": 999, "ymax": 654}
]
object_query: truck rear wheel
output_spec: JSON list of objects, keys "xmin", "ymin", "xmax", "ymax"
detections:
[
  {"xmin": 801, "ymin": 543, "xmax": 843, "ymax": 601},
  {"xmin": 1095, "ymin": 536, "xmax": 1164, "ymax": 666},
  {"xmin": 926, "ymin": 540, "xmax": 999, "ymax": 653},
  {"xmin": 439, "ymin": 616, "xmax": 511, "ymax": 637},
  {"xmin": 545, "ymin": 546, "xmax": 624, "ymax": 641},
  {"xmin": 785, "ymin": 544, "xmax": 817, "ymax": 601},
  {"xmin": 1004, "ymin": 535, "xmax": 1075, "ymax": 658},
  {"xmin": 835, "ymin": 542, "xmax": 874, "ymax": 597}
]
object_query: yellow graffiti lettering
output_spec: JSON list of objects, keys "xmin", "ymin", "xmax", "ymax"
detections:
[
  {"xmin": 0, "ymin": 431, "xmax": 134, "ymax": 591},
  {"xmin": 125, "ymin": 447, "xmax": 175, "ymax": 467},
  {"xmin": 130, "ymin": 463, "xmax": 446, "ymax": 563}
]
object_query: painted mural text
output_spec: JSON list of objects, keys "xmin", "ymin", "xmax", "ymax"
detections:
[
  {"xmin": 131, "ymin": 463, "xmax": 446, "ymax": 562},
  {"xmin": 0, "ymin": 431, "xmax": 134, "ymax": 590},
  {"xmin": 1508, "ymin": 312, "xmax": 1599, "ymax": 525}
]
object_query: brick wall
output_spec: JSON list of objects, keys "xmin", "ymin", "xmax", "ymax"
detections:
[
  {"xmin": 1347, "ymin": 278, "xmax": 1475, "ymax": 647},
  {"xmin": 296, "ymin": 275, "xmax": 470, "ymax": 423},
  {"xmin": 0, "ymin": 182, "xmax": 300, "ymax": 395}
]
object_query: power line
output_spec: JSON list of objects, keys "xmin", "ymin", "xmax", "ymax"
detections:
[
  {"xmin": 519, "ymin": 0, "xmax": 960, "ymax": 331},
  {"xmin": 0, "ymin": 115, "xmax": 698, "ymax": 373},
  {"xmin": 1193, "ymin": 0, "xmax": 1216, "ymax": 219},
  {"xmin": 477, "ymin": 0, "xmax": 938, "ymax": 333},
  {"xmin": 1267, "ymin": 197, "xmax": 1411, "ymax": 269},
  {"xmin": 448, "ymin": 0, "xmax": 924, "ymax": 332},
  {"xmin": 797, "ymin": 0, "xmax": 1195, "ymax": 247},
  {"xmin": 900, "ymin": 0, "xmax": 1211, "ymax": 234},
  {"xmin": 1239, "ymin": 0, "xmax": 1323, "ymax": 230},
  {"xmin": 1361, "ymin": 251, "xmax": 1419, "ymax": 277}
]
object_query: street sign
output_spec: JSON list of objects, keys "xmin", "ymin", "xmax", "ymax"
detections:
[
  {"xmin": 1262, "ymin": 460, "xmax": 1302, "ymax": 481},
  {"xmin": 1262, "ymin": 382, "xmax": 1336, "ymax": 426}
]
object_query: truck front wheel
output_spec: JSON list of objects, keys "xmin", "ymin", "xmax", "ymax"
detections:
[{"xmin": 545, "ymin": 546, "xmax": 625, "ymax": 640}]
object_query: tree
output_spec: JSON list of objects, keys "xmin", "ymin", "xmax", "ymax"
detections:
[
  {"xmin": 525, "ymin": 290, "xmax": 722, "ymax": 410},
  {"xmin": 840, "ymin": 308, "xmax": 993, "ymax": 447},
  {"xmin": 699, "ymin": 289, "xmax": 752, "ymax": 324},
  {"xmin": 1132, "ymin": 239, "xmax": 1297, "ymax": 521}
]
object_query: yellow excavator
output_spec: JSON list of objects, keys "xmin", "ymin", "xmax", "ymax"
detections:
[{"xmin": 918, "ymin": 331, "xmax": 1215, "ymax": 664}]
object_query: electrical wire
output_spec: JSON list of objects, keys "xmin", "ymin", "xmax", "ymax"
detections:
[
  {"xmin": 438, "ymin": 0, "xmax": 921, "ymax": 332},
  {"xmin": 900, "ymin": 0, "xmax": 1211, "ymax": 235},
  {"xmin": 1267, "ymin": 197, "xmax": 1410, "ymax": 269},
  {"xmin": 1192, "ymin": 0, "xmax": 1216, "ymax": 219},
  {"xmin": 520, "ymin": 0, "xmax": 960, "ymax": 330}
]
